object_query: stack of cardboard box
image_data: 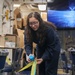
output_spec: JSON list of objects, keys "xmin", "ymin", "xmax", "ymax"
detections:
[{"xmin": 0, "ymin": 34, "xmax": 17, "ymax": 48}]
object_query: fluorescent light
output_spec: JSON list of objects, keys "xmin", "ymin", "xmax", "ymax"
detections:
[
  {"xmin": 38, "ymin": 4, "xmax": 46, "ymax": 11},
  {"xmin": 47, "ymin": 0, "xmax": 54, "ymax": 2},
  {"xmin": 13, "ymin": 4, "xmax": 20, "ymax": 7}
]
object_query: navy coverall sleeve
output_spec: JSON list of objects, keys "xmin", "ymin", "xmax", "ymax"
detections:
[
  {"xmin": 42, "ymin": 28, "xmax": 60, "ymax": 61},
  {"xmin": 24, "ymin": 31, "xmax": 32, "ymax": 56}
]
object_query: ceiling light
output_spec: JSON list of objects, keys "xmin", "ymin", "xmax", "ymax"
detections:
[
  {"xmin": 13, "ymin": 4, "xmax": 20, "ymax": 7},
  {"xmin": 38, "ymin": 4, "xmax": 46, "ymax": 11},
  {"xmin": 47, "ymin": 0, "xmax": 54, "ymax": 2}
]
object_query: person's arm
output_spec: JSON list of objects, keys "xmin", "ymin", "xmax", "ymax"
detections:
[
  {"xmin": 42, "ymin": 28, "xmax": 60, "ymax": 61},
  {"xmin": 24, "ymin": 31, "xmax": 34, "ymax": 62},
  {"xmin": 24, "ymin": 31, "xmax": 33, "ymax": 56}
]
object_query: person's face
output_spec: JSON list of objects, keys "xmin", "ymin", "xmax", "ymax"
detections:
[{"xmin": 29, "ymin": 17, "xmax": 39, "ymax": 31}]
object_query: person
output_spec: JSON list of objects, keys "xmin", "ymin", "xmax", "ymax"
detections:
[{"xmin": 24, "ymin": 12, "xmax": 61, "ymax": 75}]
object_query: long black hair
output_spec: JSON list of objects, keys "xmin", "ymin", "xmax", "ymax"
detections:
[{"xmin": 25, "ymin": 12, "xmax": 57, "ymax": 45}]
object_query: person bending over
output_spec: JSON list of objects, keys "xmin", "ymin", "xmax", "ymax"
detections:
[{"xmin": 24, "ymin": 12, "xmax": 61, "ymax": 75}]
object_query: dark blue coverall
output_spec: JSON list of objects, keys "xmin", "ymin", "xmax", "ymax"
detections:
[{"xmin": 24, "ymin": 26, "xmax": 61, "ymax": 75}]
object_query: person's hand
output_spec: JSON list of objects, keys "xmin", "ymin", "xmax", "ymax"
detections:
[
  {"xmin": 26, "ymin": 54, "xmax": 34, "ymax": 63},
  {"xmin": 36, "ymin": 58, "xmax": 43, "ymax": 64},
  {"xmin": 27, "ymin": 57, "xmax": 31, "ymax": 63}
]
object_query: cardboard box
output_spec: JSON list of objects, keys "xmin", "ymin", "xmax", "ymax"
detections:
[
  {"xmin": 16, "ymin": 29, "xmax": 24, "ymax": 48},
  {"xmin": 5, "ymin": 34, "xmax": 17, "ymax": 48},
  {"xmin": 17, "ymin": 19, "xmax": 22, "ymax": 29},
  {"xmin": 5, "ymin": 34, "xmax": 17, "ymax": 42},
  {"xmin": 0, "ymin": 35, "xmax": 5, "ymax": 47},
  {"xmin": 41, "ymin": 12, "xmax": 47, "ymax": 21},
  {"xmin": 0, "ymin": 34, "xmax": 17, "ymax": 48},
  {"xmin": 23, "ymin": 16, "xmax": 27, "ymax": 26},
  {"xmin": 0, "ymin": 34, "xmax": 17, "ymax": 63},
  {"xmin": 14, "ymin": 8, "xmax": 20, "ymax": 16}
]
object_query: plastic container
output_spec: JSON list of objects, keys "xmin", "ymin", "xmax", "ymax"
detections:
[{"xmin": 0, "ymin": 50, "xmax": 8, "ymax": 70}]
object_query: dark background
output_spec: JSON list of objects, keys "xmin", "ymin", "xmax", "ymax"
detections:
[{"xmin": 47, "ymin": 0, "xmax": 75, "ymax": 10}]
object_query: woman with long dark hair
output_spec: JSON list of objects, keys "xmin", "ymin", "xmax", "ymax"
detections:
[{"xmin": 24, "ymin": 12, "xmax": 61, "ymax": 75}]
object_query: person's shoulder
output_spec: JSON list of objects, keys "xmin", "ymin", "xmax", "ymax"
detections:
[
  {"xmin": 44, "ymin": 21, "xmax": 57, "ymax": 30},
  {"xmin": 47, "ymin": 25, "xmax": 54, "ymax": 32},
  {"xmin": 44, "ymin": 27, "xmax": 53, "ymax": 35}
]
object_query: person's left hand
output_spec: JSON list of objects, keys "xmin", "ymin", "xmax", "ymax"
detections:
[{"xmin": 36, "ymin": 58, "xmax": 43, "ymax": 64}]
